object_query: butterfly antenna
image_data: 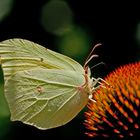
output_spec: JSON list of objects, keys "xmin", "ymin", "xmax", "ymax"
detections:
[
  {"xmin": 84, "ymin": 43, "xmax": 102, "ymax": 69},
  {"xmin": 90, "ymin": 61, "xmax": 106, "ymax": 70}
]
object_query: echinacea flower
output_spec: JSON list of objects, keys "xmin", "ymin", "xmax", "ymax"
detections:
[{"xmin": 84, "ymin": 62, "xmax": 140, "ymax": 138}]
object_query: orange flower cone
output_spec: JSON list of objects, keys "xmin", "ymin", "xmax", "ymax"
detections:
[{"xmin": 84, "ymin": 62, "xmax": 140, "ymax": 138}]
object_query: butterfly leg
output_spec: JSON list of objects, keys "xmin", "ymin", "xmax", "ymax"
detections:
[
  {"xmin": 88, "ymin": 94, "xmax": 96, "ymax": 102},
  {"xmin": 88, "ymin": 77, "xmax": 109, "ymax": 102},
  {"xmin": 92, "ymin": 77, "xmax": 109, "ymax": 88}
]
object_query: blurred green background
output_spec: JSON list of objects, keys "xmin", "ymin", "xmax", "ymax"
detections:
[{"xmin": 0, "ymin": 0, "xmax": 139, "ymax": 140}]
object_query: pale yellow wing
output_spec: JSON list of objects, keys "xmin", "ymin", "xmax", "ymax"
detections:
[
  {"xmin": 0, "ymin": 39, "xmax": 84, "ymax": 80},
  {"xmin": 5, "ymin": 68, "xmax": 88, "ymax": 129}
]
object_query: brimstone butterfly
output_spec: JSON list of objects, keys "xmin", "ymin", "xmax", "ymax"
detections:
[{"xmin": 0, "ymin": 39, "xmax": 103, "ymax": 130}]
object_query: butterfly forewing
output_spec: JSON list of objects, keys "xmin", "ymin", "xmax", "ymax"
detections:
[{"xmin": 0, "ymin": 39, "xmax": 84, "ymax": 80}]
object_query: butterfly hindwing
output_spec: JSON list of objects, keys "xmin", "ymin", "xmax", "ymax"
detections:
[{"xmin": 5, "ymin": 68, "xmax": 88, "ymax": 129}]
